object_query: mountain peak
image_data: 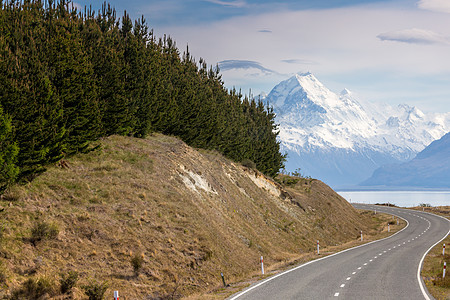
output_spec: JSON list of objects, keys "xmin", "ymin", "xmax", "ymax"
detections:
[{"xmin": 340, "ymin": 88, "xmax": 352, "ymax": 96}]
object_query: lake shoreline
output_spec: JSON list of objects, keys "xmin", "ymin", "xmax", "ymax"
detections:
[{"xmin": 337, "ymin": 191, "xmax": 450, "ymax": 207}]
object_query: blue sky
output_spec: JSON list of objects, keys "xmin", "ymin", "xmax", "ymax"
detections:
[{"xmin": 74, "ymin": 0, "xmax": 450, "ymax": 113}]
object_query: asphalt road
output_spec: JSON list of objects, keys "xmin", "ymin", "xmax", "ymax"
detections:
[{"xmin": 229, "ymin": 204, "xmax": 449, "ymax": 300}]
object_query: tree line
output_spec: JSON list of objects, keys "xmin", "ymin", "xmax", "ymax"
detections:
[{"xmin": 0, "ymin": 0, "xmax": 285, "ymax": 190}]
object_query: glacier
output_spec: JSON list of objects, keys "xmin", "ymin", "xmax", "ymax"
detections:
[{"xmin": 265, "ymin": 72, "xmax": 450, "ymax": 188}]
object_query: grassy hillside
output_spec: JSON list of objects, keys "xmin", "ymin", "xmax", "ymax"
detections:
[{"xmin": 0, "ymin": 134, "xmax": 394, "ymax": 299}]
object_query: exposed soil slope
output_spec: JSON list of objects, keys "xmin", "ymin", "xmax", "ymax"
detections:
[{"xmin": 0, "ymin": 134, "xmax": 381, "ymax": 299}]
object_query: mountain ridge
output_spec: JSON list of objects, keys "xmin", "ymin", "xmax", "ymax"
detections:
[
  {"xmin": 361, "ymin": 132, "xmax": 450, "ymax": 188},
  {"xmin": 267, "ymin": 73, "xmax": 450, "ymax": 187}
]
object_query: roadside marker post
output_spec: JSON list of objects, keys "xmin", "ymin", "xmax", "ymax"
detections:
[
  {"xmin": 260, "ymin": 256, "xmax": 264, "ymax": 275},
  {"xmin": 388, "ymin": 224, "xmax": 390, "ymax": 232},
  {"xmin": 444, "ymin": 244, "xmax": 446, "ymax": 256},
  {"xmin": 317, "ymin": 240, "xmax": 320, "ymax": 255},
  {"xmin": 397, "ymin": 219, "xmax": 399, "ymax": 225},
  {"xmin": 221, "ymin": 272, "xmax": 227, "ymax": 287},
  {"xmin": 444, "ymin": 262, "xmax": 446, "ymax": 278},
  {"xmin": 114, "ymin": 291, "xmax": 119, "ymax": 300},
  {"xmin": 361, "ymin": 231, "xmax": 363, "ymax": 242}
]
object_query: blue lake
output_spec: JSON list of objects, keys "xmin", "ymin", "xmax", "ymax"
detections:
[{"xmin": 337, "ymin": 191, "xmax": 450, "ymax": 207}]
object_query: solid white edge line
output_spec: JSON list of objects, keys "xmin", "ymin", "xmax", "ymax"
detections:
[
  {"xmin": 416, "ymin": 214, "xmax": 450, "ymax": 300},
  {"xmin": 228, "ymin": 204, "xmax": 409, "ymax": 300}
]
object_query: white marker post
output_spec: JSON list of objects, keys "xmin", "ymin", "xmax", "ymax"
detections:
[
  {"xmin": 317, "ymin": 240, "xmax": 320, "ymax": 255},
  {"xmin": 444, "ymin": 262, "xmax": 446, "ymax": 278},
  {"xmin": 114, "ymin": 291, "xmax": 119, "ymax": 300},
  {"xmin": 360, "ymin": 231, "xmax": 363, "ymax": 242},
  {"xmin": 397, "ymin": 219, "xmax": 399, "ymax": 226},
  {"xmin": 388, "ymin": 224, "xmax": 390, "ymax": 232},
  {"xmin": 374, "ymin": 209, "xmax": 376, "ymax": 215},
  {"xmin": 260, "ymin": 256, "xmax": 264, "ymax": 275},
  {"xmin": 444, "ymin": 244, "xmax": 446, "ymax": 256}
]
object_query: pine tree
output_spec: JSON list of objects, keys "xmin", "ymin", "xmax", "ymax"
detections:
[{"xmin": 0, "ymin": 105, "xmax": 19, "ymax": 191}]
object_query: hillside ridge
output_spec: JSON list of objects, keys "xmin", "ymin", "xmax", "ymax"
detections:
[{"xmin": 0, "ymin": 134, "xmax": 384, "ymax": 299}]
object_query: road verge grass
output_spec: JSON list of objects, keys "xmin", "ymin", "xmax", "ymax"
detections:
[
  {"xmin": 190, "ymin": 211, "xmax": 405, "ymax": 299},
  {"xmin": 415, "ymin": 206, "xmax": 450, "ymax": 300}
]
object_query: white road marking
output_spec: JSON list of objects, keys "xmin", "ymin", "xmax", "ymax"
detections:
[
  {"xmin": 340, "ymin": 284, "xmax": 345, "ymax": 288},
  {"xmin": 347, "ymin": 277, "xmax": 351, "ymax": 280},
  {"xmin": 352, "ymin": 272, "xmax": 356, "ymax": 275},
  {"xmin": 229, "ymin": 205, "xmax": 411, "ymax": 300},
  {"xmin": 334, "ymin": 292, "xmax": 340, "ymax": 297}
]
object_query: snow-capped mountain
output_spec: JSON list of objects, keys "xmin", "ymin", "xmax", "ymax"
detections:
[
  {"xmin": 361, "ymin": 132, "xmax": 450, "ymax": 188},
  {"xmin": 266, "ymin": 72, "xmax": 450, "ymax": 188}
]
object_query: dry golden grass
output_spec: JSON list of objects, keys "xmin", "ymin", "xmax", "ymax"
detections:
[
  {"xmin": 0, "ymin": 134, "xmax": 403, "ymax": 299},
  {"xmin": 411, "ymin": 206, "xmax": 450, "ymax": 300}
]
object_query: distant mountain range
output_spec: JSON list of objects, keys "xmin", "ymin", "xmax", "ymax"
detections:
[
  {"xmin": 265, "ymin": 73, "xmax": 450, "ymax": 188},
  {"xmin": 361, "ymin": 132, "xmax": 450, "ymax": 188}
]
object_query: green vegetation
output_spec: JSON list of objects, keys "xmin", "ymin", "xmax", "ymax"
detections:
[
  {"xmin": 131, "ymin": 253, "xmax": 144, "ymax": 275},
  {"xmin": 82, "ymin": 280, "xmax": 109, "ymax": 300},
  {"xmin": 10, "ymin": 276, "xmax": 56, "ymax": 300},
  {"xmin": 0, "ymin": 0, "xmax": 284, "ymax": 191},
  {"xmin": 30, "ymin": 220, "xmax": 59, "ymax": 244},
  {"xmin": 59, "ymin": 270, "xmax": 79, "ymax": 294}
]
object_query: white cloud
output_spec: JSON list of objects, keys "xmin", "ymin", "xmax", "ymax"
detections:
[
  {"xmin": 417, "ymin": 0, "xmax": 450, "ymax": 13},
  {"xmin": 218, "ymin": 60, "xmax": 278, "ymax": 74},
  {"xmin": 204, "ymin": 0, "xmax": 247, "ymax": 8},
  {"xmin": 282, "ymin": 59, "xmax": 317, "ymax": 65},
  {"xmin": 158, "ymin": 4, "xmax": 450, "ymax": 112},
  {"xmin": 377, "ymin": 28, "xmax": 449, "ymax": 45}
]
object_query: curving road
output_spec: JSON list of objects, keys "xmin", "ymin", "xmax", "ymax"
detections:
[{"xmin": 229, "ymin": 204, "xmax": 450, "ymax": 300}]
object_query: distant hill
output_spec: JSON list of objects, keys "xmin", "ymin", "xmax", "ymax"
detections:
[
  {"xmin": 361, "ymin": 132, "xmax": 450, "ymax": 188},
  {"xmin": 0, "ymin": 134, "xmax": 382, "ymax": 299}
]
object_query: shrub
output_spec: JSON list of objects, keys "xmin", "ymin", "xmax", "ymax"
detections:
[
  {"xmin": 10, "ymin": 277, "xmax": 55, "ymax": 299},
  {"xmin": 281, "ymin": 177, "xmax": 300, "ymax": 186},
  {"xmin": 241, "ymin": 159, "xmax": 256, "ymax": 169},
  {"xmin": 82, "ymin": 280, "xmax": 108, "ymax": 300},
  {"xmin": 131, "ymin": 254, "xmax": 144, "ymax": 275},
  {"xmin": 30, "ymin": 221, "xmax": 59, "ymax": 244},
  {"xmin": 60, "ymin": 270, "xmax": 79, "ymax": 294}
]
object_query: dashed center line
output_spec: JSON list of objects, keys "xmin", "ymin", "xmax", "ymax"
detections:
[{"xmin": 332, "ymin": 208, "xmax": 433, "ymax": 300}]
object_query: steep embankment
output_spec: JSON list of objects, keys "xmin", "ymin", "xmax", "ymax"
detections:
[{"xmin": 0, "ymin": 134, "xmax": 380, "ymax": 299}]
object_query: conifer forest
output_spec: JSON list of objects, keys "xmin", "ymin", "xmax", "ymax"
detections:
[{"xmin": 0, "ymin": 0, "xmax": 285, "ymax": 189}]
